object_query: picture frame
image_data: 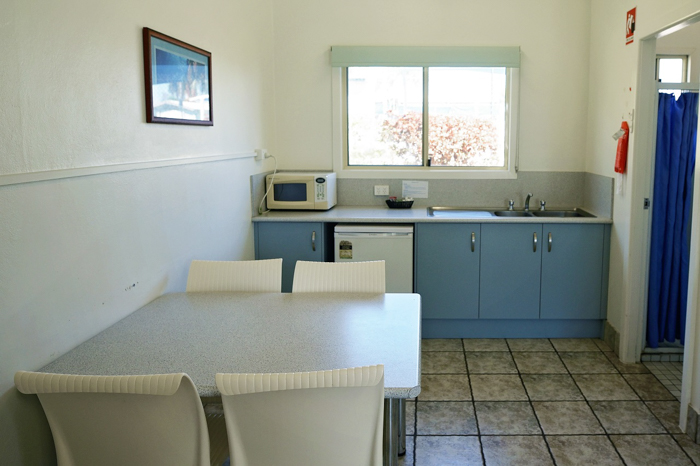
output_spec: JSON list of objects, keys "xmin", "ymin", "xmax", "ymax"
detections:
[{"xmin": 142, "ymin": 28, "xmax": 213, "ymax": 126}]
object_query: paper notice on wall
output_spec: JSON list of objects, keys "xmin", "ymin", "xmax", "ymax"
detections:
[{"xmin": 402, "ymin": 180, "xmax": 429, "ymax": 198}]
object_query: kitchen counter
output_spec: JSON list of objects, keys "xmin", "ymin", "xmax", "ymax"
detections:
[{"xmin": 252, "ymin": 206, "xmax": 613, "ymax": 224}]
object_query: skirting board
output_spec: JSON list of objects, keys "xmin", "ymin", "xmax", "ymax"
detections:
[{"xmin": 422, "ymin": 319, "xmax": 605, "ymax": 339}]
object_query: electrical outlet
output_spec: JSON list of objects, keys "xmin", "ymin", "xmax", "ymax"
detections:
[{"xmin": 374, "ymin": 185, "xmax": 389, "ymax": 196}]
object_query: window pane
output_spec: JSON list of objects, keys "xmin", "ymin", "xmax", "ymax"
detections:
[
  {"xmin": 347, "ymin": 67, "xmax": 423, "ymax": 166},
  {"xmin": 428, "ymin": 67, "xmax": 506, "ymax": 167},
  {"xmin": 658, "ymin": 58, "xmax": 685, "ymax": 83}
]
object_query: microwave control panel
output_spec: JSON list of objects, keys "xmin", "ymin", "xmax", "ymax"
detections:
[{"xmin": 315, "ymin": 178, "xmax": 326, "ymax": 201}]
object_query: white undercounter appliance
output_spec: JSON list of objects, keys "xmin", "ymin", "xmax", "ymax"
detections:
[{"xmin": 334, "ymin": 224, "xmax": 414, "ymax": 292}]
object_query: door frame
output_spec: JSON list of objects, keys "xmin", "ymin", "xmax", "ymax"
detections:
[{"xmin": 625, "ymin": 14, "xmax": 700, "ymax": 431}]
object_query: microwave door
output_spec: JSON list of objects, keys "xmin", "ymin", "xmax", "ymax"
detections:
[{"xmin": 269, "ymin": 180, "xmax": 315, "ymax": 209}]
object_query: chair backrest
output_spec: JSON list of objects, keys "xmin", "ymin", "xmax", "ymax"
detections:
[
  {"xmin": 14, "ymin": 371, "xmax": 210, "ymax": 466},
  {"xmin": 216, "ymin": 365, "xmax": 384, "ymax": 466},
  {"xmin": 186, "ymin": 259, "xmax": 282, "ymax": 293},
  {"xmin": 291, "ymin": 260, "xmax": 385, "ymax": 293}
]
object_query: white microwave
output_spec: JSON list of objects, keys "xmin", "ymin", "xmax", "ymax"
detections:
[{"xmin": 266, "ymin": 172, "xmax": 337, "ymax": 210}]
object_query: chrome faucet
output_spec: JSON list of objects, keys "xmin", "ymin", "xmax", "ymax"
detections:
[{"xmin": 524, "ymin": 193, "xmax": 533, "ymax": 211}]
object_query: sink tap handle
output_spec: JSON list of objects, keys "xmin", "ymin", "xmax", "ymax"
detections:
[
  {"xmin": 540, "ymin": 200, "xmax": 546, "ymax": 211},
  {"xmin": 508, "ymin": 200, "xmax": 514, "ymax": 211}
]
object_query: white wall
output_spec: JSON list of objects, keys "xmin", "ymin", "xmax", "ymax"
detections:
[
  {"xmin": 271, "ymin": 0, "xmax": 591, "ymax": 173},
  {"xmin": 0, "ymin": 0, "xmax": 275, "ymax": 463}
]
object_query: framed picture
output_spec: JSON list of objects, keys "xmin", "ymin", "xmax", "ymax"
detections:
[{"xmin": 143, "ymin": 28, "xmax": 213, "ymax": 125}]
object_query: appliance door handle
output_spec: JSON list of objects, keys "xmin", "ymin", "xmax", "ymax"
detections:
[
  {"xmin": 471, "ymin": 232, "xmax": 476, "ymax": 252},
  {"xmin": 311, "ymin": 231, "xmax": 316, "ymax": 252},
  {"xmin": 548, "ymin": 232, "xmax": 552, "ymax": 252},
  {"xmin": 533, "ymin": 232, "xmax": 538, "ymax": 252}
]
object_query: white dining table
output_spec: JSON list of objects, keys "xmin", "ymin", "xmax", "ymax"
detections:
[{"xmin": 40, "ymin": 292, "xmax": 422, "ymax": 465}]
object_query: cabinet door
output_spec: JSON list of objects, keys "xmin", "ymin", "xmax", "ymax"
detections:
[
  {"xmin": 256, "ymin": 222, "xmax": 325, "ymax": 292},
  {"xmin": 541, "ymin": 224, "xmax": 604, "ymax": 319},
  {"xmin": 415, "ymin": 223, "xmax": 480, "ymax": 319},
  {"xmin": 480, "ymin": 224, "xmax": 542, "ymax": 319}
]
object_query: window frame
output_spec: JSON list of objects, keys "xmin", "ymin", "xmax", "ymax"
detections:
[
  {"xmin": 332, "ymin": 66, "xmax": 520, "ymax": 179},
  {"xmin": 655, "ymin": 54, "xmax": 689, "ymax": 83}
]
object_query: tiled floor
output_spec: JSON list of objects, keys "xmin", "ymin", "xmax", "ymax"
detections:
[
  {"xmin": 644, "ymin": 361, "xmax": 684, "ymax": 400},
  {"xmin": 401, "ymin": 338, "xmax": 700, "ymax": 465}
]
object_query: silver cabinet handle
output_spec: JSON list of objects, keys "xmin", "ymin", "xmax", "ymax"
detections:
[
  {"xmin": 471, "ymin": 232, "xmax": 476, "ymax": 252},
  {"xmin": 311, "ymin": 231, "xmax": 316, "ymax": 252},
  {"xmin": 533, "ymin": 232, "xmax": 538, "ymax": 252},
  {"xmin": 548, "ymin": 232, "xmax": 552, "ymax": 252}
]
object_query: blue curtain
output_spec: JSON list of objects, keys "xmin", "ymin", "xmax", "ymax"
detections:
[{"xmin": 647, "ymin": 91, "xmax": 698, "ymax": 348}]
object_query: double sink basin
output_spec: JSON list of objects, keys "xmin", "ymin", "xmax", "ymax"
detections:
[{"xmin": 427, "ymin": 207, "xmax": 595, "ymax": 218}]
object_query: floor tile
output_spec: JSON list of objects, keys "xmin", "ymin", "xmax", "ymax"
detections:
[
  {"xmin": 506, "ymin": 338, "xmax": 555, "ymax": 352},
  {"xmin": 470, "ymin": 374, "xmax": 527, "ymax": 401},
  {"xmin": 414, "ymin": 436, "xmax": 482, "ymax": 466},
  {"xmin": 573, "ymin": 374, "xmax": 639, "ymax": 400},
  {"xmin": 550, "ymin": 338, "xmax": 600, "ymax": 352},
  {"xmin": 521, "ymin": 374, "xmax": 583, "ymax": 401},
  {"xmin": 462, "ymin": 338, "xmax": 509, "ymax": 352},
  {"xmin": 419, "ymin": 375, "xmax": 471, "ymax": 401},
  {"xmin": 406, "ymin": 401, "xmax": 415, "ymax": 435},
  {"xmin": 399, "ymin": 435, "xmax": 414, "ymax": 465},
  {"xmin": 593, "ymin": 339, "xmax": 613, "ymax": 352},
  {"xmin": 512, "ymin": 352, "xmax": 567, "ymax": 374},
  {"xmin": 610, "ymin": 434, "xmax": 693, "ymax": 466},
  {"xmin": 674, "ymin": 433, "xmax": 700, "ymax": 464},
  {"xmin": 645, "ymin": 400, "xmax": 683, "ymax": 433},
  {"xmin": 604, "ymin": 354, "xmax": 649, "ymax": 373},
  {"xmin": 465, "ymin": 352, "xmax": 517, "ymax": 374},
  {"xmin": 474, "ymin": 401, "xmax": 541, "ymax": 435},
  {"xmin": 481, "ymin": 436, "xmax": 553, "ymax": 465},
  {"xmin": 547, "ymin": 435, "xmax": 623, "ymax": 466},
  {"xmin": 421, "ymin": 351, "xmax": 466, "ymax": 374},
  {"xmin": 559, "ymin": 351, "xmax": 617, "ymax": 374},
  {"xmin": 416, "ymin": 401, "xmax": 477, "ymax": 435},
  {"xmin": 532, "ymin": 401, "xmax": 604, "ymax": 434},
  {"xmin": 422, "ymin": 338, "xmax": 463, "ymax": 352},
  {"xmin": 623, "ymin": 374, "xmax": 677, "ymax": 400},
  {"xmin": 590, "ymin": 401, "xmax": 666, "ymax": 434}
]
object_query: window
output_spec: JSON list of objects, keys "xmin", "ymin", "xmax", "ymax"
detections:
[
  {"xmin": 331, "ymin": 46, "xmax": 520, "ymax": 177},
  {"xmin": 656, "ymin": 55, "xmax": 688, "ymax": 83},
  {"xmin": 347, "ymin": 67, "xmax": 508, "ymax": 168}
]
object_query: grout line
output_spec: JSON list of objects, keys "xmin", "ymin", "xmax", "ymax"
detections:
[{"xmin": 461, "ymin": 339, "xmax": 487, "ymax": 466}]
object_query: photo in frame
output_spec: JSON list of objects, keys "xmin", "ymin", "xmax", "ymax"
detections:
[{"xmin": 143, "ymin": 28, "xmax": 213, "ymax": 125}]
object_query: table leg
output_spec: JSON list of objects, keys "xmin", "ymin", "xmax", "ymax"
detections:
[
  {"xmin": 383, "ymin": 398, "xmax": 399, "ymax": 466},
  {"xmin": 398, "ymin": 398, "xmax": 406, "ymax": 456}
]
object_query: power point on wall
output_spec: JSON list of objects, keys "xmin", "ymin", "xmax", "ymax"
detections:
[
  {"xmin": 374, "ymin": 185, "xmax": 390, "ymax": 196},
  {"xmin": 255, "ymin": 149, "xmax": 268, "ymax": 161}
]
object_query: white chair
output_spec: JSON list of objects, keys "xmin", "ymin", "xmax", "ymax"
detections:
[
  {"xmin": 186, "ymin": 259, "xmax": 282, "ymax": 293},
  {"xmin": 14, "ymin": 371, "xmax": 212, "ymax": 466},
  {"xmin": 291, "ymin": 260, "xmax": 385, "ymax": 293},
  {"xmin": 216, "ymin": 365, "xmax": 384, "ymax": 466}
]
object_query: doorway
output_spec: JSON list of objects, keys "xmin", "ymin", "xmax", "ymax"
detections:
[{"xmin": 632, "ymin": 17, "xmax": 700, "ymax": 431}]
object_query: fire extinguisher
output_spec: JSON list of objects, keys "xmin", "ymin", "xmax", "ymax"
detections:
[{"xmin": 614, "ymin": 121, "xmax": 629, "ymax": 174}]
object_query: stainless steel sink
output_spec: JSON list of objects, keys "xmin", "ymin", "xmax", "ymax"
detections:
[
  {"xmin": 493, "ymin": 211, "xmax": 534, "ymax": 217},
  {"xmin": 531, "ymin": 209, "xmax": 595, "ymax": 218}
]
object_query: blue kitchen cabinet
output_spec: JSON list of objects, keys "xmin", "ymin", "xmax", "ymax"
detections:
[
  {"xmin": 255, "ymin": 222, "xmax": 328, "ymax": 292},
  {"xmin": 540, "ymin": 224, "xmax": 605, "ymax": 319},
  {"xmin": 415, "ymin": 223, "xmax": 480, "ymax": 319},
  {"xmin": 479, "ymin": 224, "xmax": 543, "ymax": 319}
]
